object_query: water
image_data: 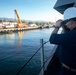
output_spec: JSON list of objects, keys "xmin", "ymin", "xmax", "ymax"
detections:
[{"xmin": 0, "ymin": 28, "xmax": 55, "ymax": 75}]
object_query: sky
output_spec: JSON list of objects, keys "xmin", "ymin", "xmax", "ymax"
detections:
[{"xmin": 0, "ymin": 0, "xmax": 63, "ymax": 22}]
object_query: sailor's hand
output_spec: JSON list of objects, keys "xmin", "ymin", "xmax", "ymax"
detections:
[{"xmin": 55, "ymin": 19, "xmax": 63, "ymax": 28}]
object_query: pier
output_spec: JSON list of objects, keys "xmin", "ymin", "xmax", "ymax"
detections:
[
  {"xmin": 0, "ymin": 26, "xmax": 54, "ymax": 33},
  {"xmin": 0, "ymin": 27, "xmax": 39, "ymax": 33}
]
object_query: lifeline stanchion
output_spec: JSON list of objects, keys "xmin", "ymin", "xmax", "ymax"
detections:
[{"xmin": 40, "ymin": 39, "xmax": 45, "ymax": 75}]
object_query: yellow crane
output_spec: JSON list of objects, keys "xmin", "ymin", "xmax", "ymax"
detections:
[{"xmin": 14, "ymin": 9, "xmax": 23, "ymax": 27}]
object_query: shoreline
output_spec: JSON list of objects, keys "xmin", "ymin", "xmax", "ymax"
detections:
[{"xmin": 0, "ymin": 26, "xmax": 53, "ymax": 34}]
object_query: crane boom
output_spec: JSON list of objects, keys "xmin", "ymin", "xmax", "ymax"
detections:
[{"xmin": 14, "ymin": 9, "xmax": 22, "ymax": 27}]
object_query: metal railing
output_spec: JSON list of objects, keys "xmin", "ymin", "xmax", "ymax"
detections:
[
  {"xmin": 16, "ymin": 39, "xmax": 57, "ymax": 75},
  {"xmin": 39, "ymin": 45, "xmax": 58, "ymax": 75}
]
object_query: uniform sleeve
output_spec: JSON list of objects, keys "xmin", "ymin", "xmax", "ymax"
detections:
[{"xmin": 49, "ymin": 32, "xmax": 76, "ymax": 46}]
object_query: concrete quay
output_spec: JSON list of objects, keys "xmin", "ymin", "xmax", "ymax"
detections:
[{"xmin": 0, "ymin": 27, "xmax": 39, "ymax": 33}]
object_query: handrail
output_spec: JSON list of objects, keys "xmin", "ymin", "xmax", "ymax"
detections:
[
  {"xmin": 16, "ymin": 40, "xmax": 49, "ymax": 75},
  {"xmin": 39, "ymin": 45, "xmax": 58, "ymax": 75}
]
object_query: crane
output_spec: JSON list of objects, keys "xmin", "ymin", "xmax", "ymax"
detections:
[{"xmin": 14, "ymin": 9, "xmax": 23, "ymax": 28}]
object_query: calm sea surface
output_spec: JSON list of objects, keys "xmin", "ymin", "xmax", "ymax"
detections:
[{"xmin": 0, "ymin": 28, "xmax": 55, "ymax": 75}]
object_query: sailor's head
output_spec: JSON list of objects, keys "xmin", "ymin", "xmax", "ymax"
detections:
[{"xmin": 64, "ymin": 7, "xmax": 76, "ymax": 30}]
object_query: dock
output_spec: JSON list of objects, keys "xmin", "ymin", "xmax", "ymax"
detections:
[
  {"xmin": 0, "ymin": 27, "xmax": 39, "ymax": 33},
  {"xmin": 0, "ymin": 26, "xmax": 54, "ymax": 33}
]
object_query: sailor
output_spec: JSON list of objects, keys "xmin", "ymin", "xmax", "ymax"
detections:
[{"xmin": 49, "ymin": 7, "xmax": 76, "ymax": 75}]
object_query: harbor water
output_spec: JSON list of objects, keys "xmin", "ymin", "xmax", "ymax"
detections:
[{"xmin": 0, "ymin": 28, "xmax": 55, "ymax": 75}]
